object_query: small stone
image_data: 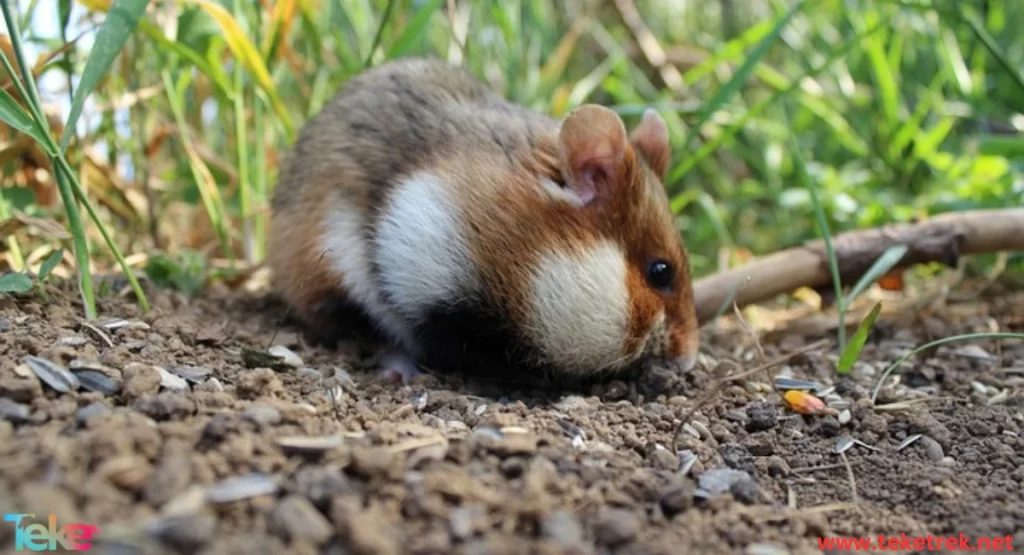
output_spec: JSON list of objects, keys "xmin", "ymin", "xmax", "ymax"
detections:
[
  {"xmin": 539, "ymin": 510, "xmax": 584, "ymax": 546},
  {"xmin": 742, "ymin": 435, "xmax": 774, "ymax": 456},
  {"xmin": 96, "ymin": 455, "xmax": 152, "ymax": 492},
  {"xmin": 719, "ymin": 443, "xmax": 756, "ymax": 475},
  {"xmin": 838, "ymin": 409, "xmax": 852, "ymax": 425},
  {"xmin": 162, "ymin": 485, "xmax": 208, "ymax": 516},
  {"xmin": 448, "ymin": 505, "xmax": 482, "ymax": 541},
  {"xmin": 696, "ymin": 468, "xmax": 758, "ymax": 504},
  {"xmin": 0, "ymin": 398, "xmax": 30, "ymax": 422},
  {"xmin": 243, "ymin": 404, "xmax": 282, "ymax": 427},
  {"xmin": 810, "ymin": 415, "xmax": 841, "ymax": 437},
  {"xmin": 745, "ymin": 402, "xmax": 778, "ymax": 431},
  {"xmin": 488, "ymin": 433, "xmax": 538, "ymax": 457},
  {"xmin": 658, "ymin": 482, "xmax": 693, "ymax": 517},
  {"xmin": 646, "ymin": 446, "xmax": 678, "ymax": 470},
  {"xmin": 0, "ymin": 375, "xmax": 41, "ymax": 402},
  {"xmin": 271, "ymin": 495, "xmax": 334, "ymax": 546},
  {"xmin": 765, "ymin": 456, "xmax": 790, "ymax": 477},
  {"xmin": 918, "ymin": 436, "xmax": 945, "ymax": 463},
  {"xmin": 123, "ymin": 363, "xmax": 161, "ymax": 398},
  {"xmin": 74, "ymin": 402, "xmax": 109, "ymax": 425},
  {"xmin": 145, "ymin": 514, "xmax": 216, "ymax": 552},
  {"xmin": 134, "ymin": 393, "xmax": 196, "ymax": 420},
  {"xmin": 593, "ymin": 507, "xmax": 639, "ymax": 546}
]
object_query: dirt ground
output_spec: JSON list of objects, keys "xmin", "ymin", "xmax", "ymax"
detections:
[{"xmin": 0, "ymin": 276, "xmax": 1021, "ymax": 555}]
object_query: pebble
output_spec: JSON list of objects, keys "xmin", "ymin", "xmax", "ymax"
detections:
[
  {"xmin": 488, "ymin": 434, "xmax": 538, "ymax": 457},
  {"xmin": 448, "ymin": 505, "xmax": 481, "ymax": 541},
  {"xmin": 145, "ymin": 514, "xmax": 217, "ymax": 552},
  {"xmin": 0, "ymin": 397, "xmax": 30, "ymax": 422},
  {"xmin": 745, "ymin": 402, "xmax": 778, "ymax": 431},
  {"xmin": 719, "ymin": 443, "xmax": 756, "ymax": 475},
  {"xmin": 658, "ymin": 482, "xmax": 693, "ymax": 516},
  {"xmin": 0, "ymin": 373, "xmax": 42, "ymax": 402},
  {"xmin": 122, "ymin": 364, "xmax": 161, "ymax": 397},
  {"xmin": 646, "ymin": 446, "xmax": 678, "ymax": 470},
  {"xmin": 74, "ymin": 402, "xmax": 110, "ymax": 425},
  {"xmin": 271, "ymin": 495, "xmax": 334, "ymax": 546},
  {"xmin": 540, "ymin": 510, "xmax": 584, "ymax": 546},
  {"xmin": 696, "ymin": 468, "xmax": 758, "ymax": 504},
  {"xmin": 243, "ymin": 404, "xmax": 282, "ymax": 426},
  {"xmin": 593, "ymin": 507, "xmax": 639, "ymax": 546},
  {"xmin": 918, "ymin": 436, "xmax": 945, "ymax": 463}
]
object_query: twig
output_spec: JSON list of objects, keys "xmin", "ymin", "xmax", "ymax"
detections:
[{"xmin": 671, "ymin": 338, "xmax": 831, "ymax": 452}]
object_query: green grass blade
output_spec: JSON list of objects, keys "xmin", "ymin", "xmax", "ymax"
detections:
[
  {"xmin": 668, "ymin": 20, "xmax": 885, "ymax": 189},
  {"xmin": 844, "ymin": 244, "xmax": 907, "ymax": 306},
  {"xmin": 871, "ymin": 333, "xmax": 1024, "ymax": 403},
  {"xmin": 668, "ymin": 0, "xmax": 805, "ymax": 184},
  {"xmin": 60, "ymin": 0, "xmax": 152, "ymax": 151},
  {"xmin": 0, "ymin": 87, "xmax": 54, "ymax": 151},
  {"xmin": 38, "ymin": 248, "xmax": 64, "ymax": 281},
  {"xmin": 52, "ymin": 162, "xmax": 97, "ymax": 319},
  {"xmin": 977, "ymin": 136, "xmax": 1024, "ymax": 158},
  {"xmin": 0, "ymin": 0, "xmax": 98, "ymax": 319},
  {"xmin": 58, "ymin": 155, "xmax": 150, "ymax": 312},
  {"xmin": 788, "ymin": 123, "xmax": 845, "ymax": 349},
  {"xmin": 364, "ymin": 0, "xmax": 396, "ymax": 66},
  {"xmin": 838, "ymin": 301, "xmax": 882, "ymax": 374},
  {"xmin": 959, "ymin": 9, "xmax": 1024, "ymax": 96},
  {"xmin": 384, "ymin": 0, "xmax": 446, "ymax": 60}
]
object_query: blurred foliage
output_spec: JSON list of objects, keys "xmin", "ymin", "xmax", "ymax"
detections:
[{"xmin": 1, "ymin": 0, "xmax": 1022, "ymax": 301}]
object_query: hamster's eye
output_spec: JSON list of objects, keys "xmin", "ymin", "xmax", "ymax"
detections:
[{"xmin": 646, "ymin": 260, "xmax": 674, "ymax": 291}]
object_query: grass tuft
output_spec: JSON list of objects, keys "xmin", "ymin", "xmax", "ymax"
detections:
[{"xmin": 0, "ymin": 0, "xmax": 1019, "ymax": 324}]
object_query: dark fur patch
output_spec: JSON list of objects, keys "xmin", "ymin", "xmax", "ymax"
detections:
[
  {"xmin": 411, "ymin": 296, "xmax": 551, "ymax": 380},
  {"xmin": 302, "ymin": 294, "xmax": 390, "ymax": 348}
]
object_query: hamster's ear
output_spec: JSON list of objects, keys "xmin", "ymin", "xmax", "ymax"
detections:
[
  {"xmin": 629, "ymin": 108, "xmax": 670, "ymax": 180},
  {"xmin": 558, "ymin": 104, "xmax": 628, "ymax": 205}
]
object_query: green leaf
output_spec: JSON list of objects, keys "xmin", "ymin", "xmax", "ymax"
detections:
[
  {"xmin": 38, "ymin": 248, "xmax": 64, "ymax": 282},
  {"xmin": 668, "ymin": 0, "xmax": 805, "ymax": 184},
  {"xmin": 844, "ymin": 245, "xmax": 908, "ymax": 306},
  {"xmin": 0, "ymin": 272, "xmax": 34, "ymax": 294},
  {"xmin": 60, "ymin": 0, "xmax": 152, "ymax": 151},
  {"xmin": 838, "ymin": 302, "xmax": 882, "ymax": 375},
  {"xmin": 384, "ymin": 0, "xmax": 445, "ymax": 60},
  {"xmin": 0, "ymin": 87, "xmax": 54, "ymax": 152}
]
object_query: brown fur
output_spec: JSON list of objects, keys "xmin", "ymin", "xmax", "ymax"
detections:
[{"xmin": 268, "ymin": 56, "xmax": 698, "ymax": 374}]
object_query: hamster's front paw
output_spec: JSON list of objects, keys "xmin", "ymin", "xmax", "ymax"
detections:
[{"xmin": 376, "ymin": 348, "xmax": 423, "ymax": 384}]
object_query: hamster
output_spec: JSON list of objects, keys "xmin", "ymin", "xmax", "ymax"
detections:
[{"xmin": 268, "ymin": 57, "xmax": 699, "ymax": 383}]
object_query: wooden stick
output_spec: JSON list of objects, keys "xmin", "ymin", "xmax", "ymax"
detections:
[{"xmin": 692, "ymin": 208, "xmax": 1024, "ymax": 324}]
